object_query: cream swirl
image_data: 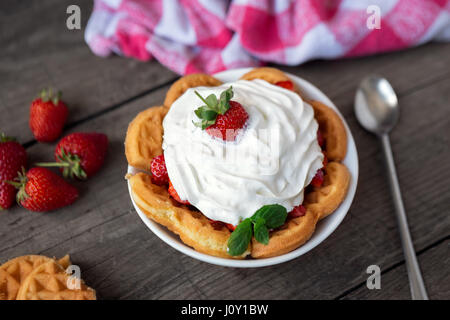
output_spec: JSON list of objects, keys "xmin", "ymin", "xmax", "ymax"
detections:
[{"xmin": 162, "ymin": 79, "xmax": 323, "ymax": 225}]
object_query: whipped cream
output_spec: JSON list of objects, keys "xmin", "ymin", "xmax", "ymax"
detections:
[{"xmin": 162, "ymin": 79, "xmax": 323, "ymax": 225}]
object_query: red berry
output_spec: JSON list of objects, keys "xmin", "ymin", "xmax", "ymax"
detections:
[
  {"xmin": 275, "ymin": 81, "xmax": 294, "ymax": 91},
  {"xmin": 37, "ymin": 133, "xmax": 108, "ymax": 179},
  {"xmin": 29, "ymin": 89, "xmax": 68, "ymax": 142},
  {"xmin": 310, "ymin": 169, "xmax": 325, "ymax": 188},
  {"xmin": 206, "ymin": 101, "xmax": 248, "ymax": 141},
  {"xmin": 317, "ymin": 130, "xmax": 325, "ymax": 148},
  {"xmin": 208, "ymin": 219, "xmax": 236, "ymax": 232},
  {"xmin": 322, "ymin": 152, "xmax": 328, "ymax": 167},
  {"xmin": 0, "ymin": 134, "xmax": 27, "ymax": 210},
  {"xmin": 13, "ymin": 167, "xmax": 78, "ymax": 212},
  {"xmin": 209, "ymin": 219, "xmax": 224, "ymax": 229},
  {"xmin": 168, "ymin": 180, "xmax": 190, "ymax": 205},
  {"xmin": 226, "ymin": 223, "xmax": 236, "ymax": 231},
  {"xmin": 288, "ymin": 205, "xmax": 306, "ymax": 219},
  {"xmin": 150, "ymin": 154, "xmax": 169, "ymax": 186}
]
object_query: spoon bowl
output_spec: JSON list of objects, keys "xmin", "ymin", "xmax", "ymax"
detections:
[{"xmin": 354, "ymin": 75, "xmax": 399, "ymax": 135}]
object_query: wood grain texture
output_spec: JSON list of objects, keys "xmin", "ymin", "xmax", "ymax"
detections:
[
  {"xmin": 0, "ymin": 0, "xmax": 449, "ymax": 299},
  {"xmin": 0, "ymin": 0, "xmax": 178, "ymax": 143},
  {"xmin": 342, "ymin": 238, "xmax": 450, "ymax": 300},
  {"xmin": 1, "ymin": 49, "xmax": 449, "ymax": 299}
]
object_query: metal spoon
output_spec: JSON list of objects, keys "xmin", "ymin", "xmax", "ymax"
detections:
[{"xmin": 354, "ymin": 75, "xmax": 428, "ymax": 300}]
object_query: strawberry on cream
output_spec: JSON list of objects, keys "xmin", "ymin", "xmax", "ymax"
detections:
[{"xmin": 162, "ymin": 79, "xmax": 323, "ymax": 226}]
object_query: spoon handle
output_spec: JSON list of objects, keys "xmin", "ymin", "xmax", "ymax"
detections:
[{"xmin": 381, "ymin": 134, "xmax": 428, "ymax": 300}]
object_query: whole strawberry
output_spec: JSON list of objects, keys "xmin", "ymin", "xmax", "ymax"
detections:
[
  {"xmin": 37, "ymin": 132, "xmax": 108, "ymax": 179},
  {"xmin": 206, "ymin": 101, "xmax": 248, "ymax": 141},
  {"xmin": 0, "ymin": 134, "xmax": 27, "ymax": 210},
  {"xmin": 10, "ymin": 167, "xmax": 78, "ymax": 212},
  {"xmin": 29, "ymin": 88, "xmax": 68, "ymax": 142},
  {"xmin": 150, "ymin": 154, "xmax": 169, "ymax": 185},
  {"xmin": 193, "ymin": 86, "xmax": 249, "ymax": 141}
]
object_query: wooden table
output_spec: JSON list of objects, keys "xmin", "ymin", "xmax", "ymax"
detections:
[{"xmin": 1, "ymin": 0, "xmax": 449, "ymax": 300}]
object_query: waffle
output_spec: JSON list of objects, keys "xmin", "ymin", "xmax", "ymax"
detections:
[
  {"xmin": 240, "ymin": 67, "xmax": 302, "ymax": 96},
  {"xmin": 16, "ymin": 260, "xmax": 96, "ymax": 300},
  {"xmin": 308, "ymin": 100, "xmax": 347, "ymax": 161},
  {"xmin": 129, "ymin": 172, "xmax": 250, "ymax": 259},
  {"xmin": 125, "ymin": 106, "xmax": 168, "ymax": 172},
  {"xmin": 304, "ymin": 162, "xmax": 350, "ymax": 220},
  {"xmin": 251, "ymin": 208, "xmax": 319, "ymax": 258},
  {"xmin": 164, "ymin": 74, "xmax": 222, "ymax": 107},
  {"xmin": 0, "ymin": 255, "xmax": 71, "ymax": 300},
  {"xmin": 125, "ymin": 68, "xmax": 350, "ymax": 259}
]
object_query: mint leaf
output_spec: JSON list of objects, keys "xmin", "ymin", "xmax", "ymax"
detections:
[
  {"xmin": 251, "ymin": 204, "xmax": 287, "ymax": 229},
  {"xmin": 227, "ymin": 203, "xmax": 289, "ymax": 254},
  {"xmin": 227, "ymin": 218, "xmax": 252, "ymax": 256},
  {"xmin": 253, "ymin": 217, "xmax": 269, "ymax": 245}
]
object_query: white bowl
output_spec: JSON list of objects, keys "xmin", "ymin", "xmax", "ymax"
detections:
[{"xmin": 127, "ymin": 68, "xmax": 358, "ymax": 268}]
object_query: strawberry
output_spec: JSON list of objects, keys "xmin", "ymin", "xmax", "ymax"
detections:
[
  {"xmin": 209, "ymin": 219, "xmax": 225, "ymax": 229},
  {"xmin": 36, "ymin": 132, "xmax": 108, "ymax": 179},
  {"xmin": 29, "ymin": 88, "xmax": 68, "ymax": 142},
  {"xmin": 322, "ymin": 151, "xmax": 328, "ymax": 167},
  {"xmin": 168, "ymin": 180, "xmax": 190, "ymax": 205},
  {"xmin": 150, "ymin": 154, "xmax": 169, "ymax": 186},
  {"xmin": 206, "ymin": 101, "xmax": 248, "ymax": 141},
  {"xmin": 193, "ymin": 86, "xmax": 249, "ymax": 141},
  {"xmin": 208, "ymin": 219, "xmax": 236, "ymax": 232},
  {"xmin": 275, "ymin": 80, "xmax": 294, "ymax": 91},
  {"xmin": 9, "ymin": 167, "xmax": 78, "ymax": 212},
  {"xmin": 208, "ymin": 218, "xmax": 237, "ymax": 232},
  {"xmin": 288, "ymin": 205, "xmax": 306, "ymax": 219},
  {"xmin": 317, "ymin": 129, "xmax": 325, "ymax": 148},
  {"xmin": 225, "ymin": 223, "xmax": 236, "ymax": 231},
  {"xmin": 310, "ymin": 169, "xmax": 324, "ymax": 188},
  {"xmin": 0, "ymin": 134, "xmax": 27, "ymax": 210}
]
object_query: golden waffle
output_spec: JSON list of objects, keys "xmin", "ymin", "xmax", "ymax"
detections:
[
  {"xmin": 0, "ymin": 255, "xmax": 71, "ymax": 300},
  {"xmin": 16, "ymin": 260, "xmax": 96, "ymax": 300},
  {"xmin": 129, "ymin": 172, "xmax": 250, "ymax": 259},
  {"xmin": 308, "ymin": 100, "xmax": 347, "ymax": 161},
  {"xmin": 125, "ymin": 106, "xmax": 168, "ymax": 172},
  {"xmin": 125, "ymin": 68, "xmax": 350, "ymax": 259},
  {"xmin": 251, "ymin": 208, "xmax": 319, "ymax": 258},
  {"xmin": 164, "ymin": 74, "xmax": 222, "ymax": 107},
  {"xmin": 240, "ymin": 67, "xmax": 302, "ymax": 96},
  {"xmin": 304, "ymin": 162, "xmax": 350, "ymax": 220}
]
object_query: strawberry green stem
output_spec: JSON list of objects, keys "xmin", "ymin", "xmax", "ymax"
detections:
[
  {"xmin": 35, "ymin": 162, "xmax": 71, "ymax": 168},
  {"xmin": 36, "ymin": 148, "xmax": 87, "ymax": 180},
  {"xmin": 0, "ymin": 133, "xmax": 16, "ymax": 143},
  {"xmin": 5, "ymin": 167, "xmax": 29, "ymax": 204},
  {"xmin": 39, "ymin": 88, "xmax": 62, "ymax": 105},
  {"xmin": 194, "ymin": 91, "xmax": 209, "ymax": 105}
]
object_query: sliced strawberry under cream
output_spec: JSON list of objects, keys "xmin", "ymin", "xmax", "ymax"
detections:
[{"xmin": 162, "ymin": 79, "xmax": 323, "ymax": 226}]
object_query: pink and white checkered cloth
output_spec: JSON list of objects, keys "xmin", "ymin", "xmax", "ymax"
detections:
[{"xmin": 85, "ymin": 0, "xmax": 450, "ymax": 75}]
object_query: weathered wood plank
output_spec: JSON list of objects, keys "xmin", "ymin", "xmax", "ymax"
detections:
[
  {"xmin": 0, "ymin": 0, "xmax": 178, "ymax": 143},
  {"xmin": 342, "ymin": 238, "xmax": 450, "ymax": 300},
  {"xmin": 277, "ymin": 42, "xmax": 450, "ymax": 114},
  {"xmin": 1, "ymin": 3, "xmax": 450, "ymax": 299},
  {"xmin": 0, "ymin": 63, "xmax": 448, "ymax": 299}
]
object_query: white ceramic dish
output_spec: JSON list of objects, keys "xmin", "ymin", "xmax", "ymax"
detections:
[{"xmin": 127, "ymin": 68, "xmax": 359, "ymax": 268}]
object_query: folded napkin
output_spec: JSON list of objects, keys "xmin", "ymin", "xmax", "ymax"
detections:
[{"xmin": 85, "ymin": 0, "xmax": 450, "ymax": 75}]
